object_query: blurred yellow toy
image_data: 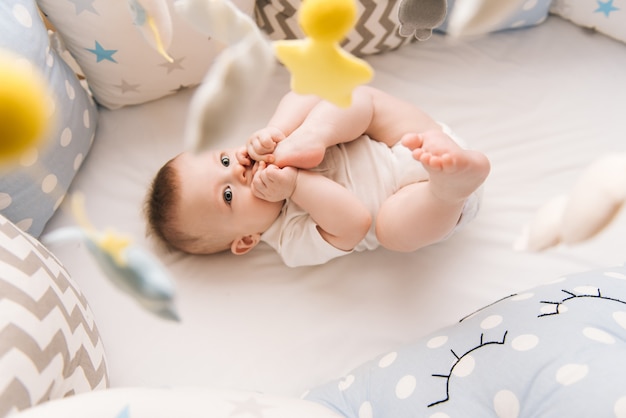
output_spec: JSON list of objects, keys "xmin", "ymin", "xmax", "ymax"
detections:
[
  {"xmin": 273, "ymin": 0, "xmax": 374, "ymax": 108},
  {"xmin": 0, "ymin": 49, "xmax": 52, "ymax": 163}
]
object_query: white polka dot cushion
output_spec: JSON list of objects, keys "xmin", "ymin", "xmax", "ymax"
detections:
[
  {"xmin": 0, "ymin": 214, "xmax": 108, "ymax": 417},
  {"xmin": 0, "ymin": 0, "xmax": 98, "ymax": 238},
  {"xmin": 305, "ymin": 265, "xmax": 626, "ymax": 417},
  {"xmin": 255, "ymin": 0, "xmax": 414, "ymax": 57},
  {"xmin": 550, "ymin": 0, "xmax": 626, "ymax": 44},
  {"xmin": 35, "ymin": 0, "xmax": 255, "ymax": 109},
  {"xmin": 436, "ymin": 0, "xmax": 553, "ymax": 34},
  {"xmin": 13, "ymin": 387, "xmax": 344, "ymax": 418}
]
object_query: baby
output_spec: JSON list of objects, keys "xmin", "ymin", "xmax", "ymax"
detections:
[{"xmin": 145, "ymin": 86, "xmax": 490, "ymax": 267}]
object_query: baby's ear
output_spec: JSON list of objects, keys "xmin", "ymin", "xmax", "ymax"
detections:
[{"xmin": 231, "ymin": 234, "xmax": 261, "ymax": 255}]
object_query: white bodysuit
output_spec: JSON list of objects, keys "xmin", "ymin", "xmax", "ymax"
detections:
[{"xmin": 261, "ymin": 128, "xmax": 480, "ymax": 267}]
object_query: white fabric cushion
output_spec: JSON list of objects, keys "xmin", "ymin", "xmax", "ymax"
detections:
[
  {"xmin": 36, "ymin": 0, "xmax": 255, "ymax": 109},
  {"xmin": 0, "ymin": 215, "xmax": 108, "ymax": 417},
  {"xmin": 12, "ymin": 387, "xmax": 344, "ymax": 418},
  {"xmin": 551, "ymin": 0, "xmax": 626, "ymax": 44}
]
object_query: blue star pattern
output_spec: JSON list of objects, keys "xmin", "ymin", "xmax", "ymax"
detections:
[
  {"xmin": 595, "ymin": 0, "xmax": 621, "ymax": 16},
  {"xmin": 86, "ymin": 41, "xmax": 118, "ymax": 63},
  {"xmin": 67, "ymin": 0, "xmax": 99, "ymax": 15}
]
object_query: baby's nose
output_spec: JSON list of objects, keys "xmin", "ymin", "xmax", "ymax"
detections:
[{"xmin": 235, "ymin": 163, "xmax": 248, "ymax": 184}]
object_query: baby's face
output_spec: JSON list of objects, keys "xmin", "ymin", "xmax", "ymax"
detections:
[{"xmin": 173, "ymin": 147, "xmax": 284, "ymax": 248}]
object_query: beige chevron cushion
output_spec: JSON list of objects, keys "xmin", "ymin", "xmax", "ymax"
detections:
[
  {"xmin": 0, "ymin": 215, "xmax": 108, "ymax": 417},
  {"xmin": 255, "ymin": 0, "xmax": 414, "ymax": 57}
]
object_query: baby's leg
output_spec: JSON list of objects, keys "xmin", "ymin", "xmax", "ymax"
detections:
[
  {"xmin": 273, "ymin": 88, "xmax": 375, "ymax": 169},
  {"xmin": 375, "ymin": 130, "xmax": 490, "ymax": 252}
]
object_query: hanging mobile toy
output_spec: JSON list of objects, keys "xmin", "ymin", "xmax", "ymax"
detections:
[
  {"xmin": 273, "ymin": 0, "xmax": 374, "ymax": 108},
  {"xmin": 43, "ymin": 194, "xmax": 180, "ymax": 322},
  {"xmin": 127, "ymin": 0, "xmax": 174, "ymax": 62},
  {"xmin": 0, "ymin": 49, "xmax": 52, "ymax": 164}
]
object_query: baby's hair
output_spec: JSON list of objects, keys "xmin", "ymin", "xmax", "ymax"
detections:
[
  {"xmin": 144, "ymin": 154, "xmax": 233, "ymax": 255},
  {"xmin": 144, "ymin": 156, "xmax": 185, "ymax": 252}
]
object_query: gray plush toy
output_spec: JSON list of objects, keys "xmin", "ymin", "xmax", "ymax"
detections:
[{"xmin": 397, "ymin": 0, "xmax": 447, "ymax": 40}]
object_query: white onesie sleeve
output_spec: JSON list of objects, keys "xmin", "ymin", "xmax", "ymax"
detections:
[{"xmin": 261, "ymin": 206, "xmax": 352, "ymax": 268}]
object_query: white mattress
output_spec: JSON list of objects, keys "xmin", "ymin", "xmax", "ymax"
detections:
[{"xmin": 43, "ymin": 16, "xmax": 626, "ymax": 397}]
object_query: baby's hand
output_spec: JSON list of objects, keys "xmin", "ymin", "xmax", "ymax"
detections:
[
  {"xmin": 246, "ymin": 127, "xmax": 285, "ymax": 164},
  {"xmin": 252, "ymin": 161, "xmax": 298, "ymax": 202}
]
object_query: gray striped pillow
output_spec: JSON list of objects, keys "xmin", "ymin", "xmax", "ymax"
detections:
[
  {"xmin": 255, "ymin": 0, "xmax": 414, "ymax": 57},
  {"xmin": 0, "ymin": 215, "xmax": 108, "ymax": 417}
]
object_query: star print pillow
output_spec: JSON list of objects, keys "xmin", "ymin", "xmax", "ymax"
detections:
[
  {"xmin": 36, "ymin": 0, "xmax": 255, "ymax": 109},
  {"xmin": 305, "ymin": 264, "xmax": 626, "ymax": 417},
  {"xmin": 550, "ymin": 0, "xmax": 626, "ymax": 44}
]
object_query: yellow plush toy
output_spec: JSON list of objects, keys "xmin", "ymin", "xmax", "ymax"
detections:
[
  {"xmin": 0, "ymin": 49, "xmax": 51, "ymax": 164},
  {"xmin": 273, "ymin": 0, "xmax": 374, "ymax": 108}
]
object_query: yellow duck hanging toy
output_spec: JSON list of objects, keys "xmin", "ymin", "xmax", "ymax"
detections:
[
  {"xmin": 0, "ymin": 49, "xmax": 51, "ymax": 164},
  {"xmin": 273, "ymin": 0, "xmax": 374, "ymax": 108}
]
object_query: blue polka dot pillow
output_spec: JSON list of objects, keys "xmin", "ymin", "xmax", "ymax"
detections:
[
  {"xmin": 436, "ymin": 0, "xmax": 553, "ymax": 35},
  {"xmin": 36, "ymin": 0, "xmax": 255, "ymax": 109},
  {"xmin": 305, "ymin": 265, "xmax": 626, "ymax": 417},
  {"xmin": 551, "ymin": 0, "xmax": 626, "ymax": 44},
  {"xmin": 0, "ymin": 0, "xmax": 98, "ymax": 238}
]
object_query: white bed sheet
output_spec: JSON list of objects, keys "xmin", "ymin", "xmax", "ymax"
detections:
[{"xmin": 44, "ymin": 16, "xmax": 626, "ymax": 397}]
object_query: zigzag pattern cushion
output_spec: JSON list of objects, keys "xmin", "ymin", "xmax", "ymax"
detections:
[
  {"xmin": 255, "ymin": 0, "xmax": 413, "ymax": 57},
  {"xmin": 0, "ymin": 215, "xmax": 108, "ymax": 417}
]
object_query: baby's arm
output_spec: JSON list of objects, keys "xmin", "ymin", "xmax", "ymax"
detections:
[
  {"xmin": 252, "ymin": 164, "xmax": 371, "ymax": 251},
  {"xmin": 290, "ymin": 171, "xmax": 371, "ymax": 251}
]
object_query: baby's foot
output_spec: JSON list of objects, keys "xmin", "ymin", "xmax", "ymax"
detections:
[
  {"xmin": 401, "ymin": 130, "xmax": 490, "ymax": 203},
  {"xmin": 273, "ymin": 137, "xmax": 326, "ymax": 169}
]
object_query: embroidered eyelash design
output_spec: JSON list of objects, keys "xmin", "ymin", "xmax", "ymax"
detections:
[
  {"xmin": 428, "ymin": 331, "xmax": 508, "ymax": 408},
  {"xmin": 539, "ymin": 288, "xmax": 626, "ymax": 318}
]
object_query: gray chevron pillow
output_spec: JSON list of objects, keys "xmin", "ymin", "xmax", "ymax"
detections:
[
  {"xmin": 0, "ymin": 215, "xmax": 108, "ymax": 417},
  {"xmin": 255, "ymin": 0, "xmax": 414, "ymax": 56}
]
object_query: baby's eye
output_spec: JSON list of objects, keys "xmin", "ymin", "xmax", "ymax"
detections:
[
  {"xmin": 221, "ymin": 154, "xmax": 230, "ymax": 167},
  {"xmin": 223, "ymin": 186, "xmax": 233, "ymax": 204}
]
